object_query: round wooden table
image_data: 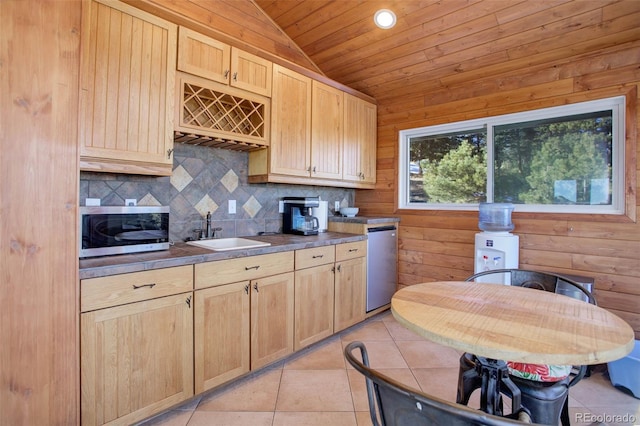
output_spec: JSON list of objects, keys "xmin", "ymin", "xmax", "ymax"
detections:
[
  {"xmin": 391, "ymin": 281, "xmax": 634, "ymax": 365},
  {"xmin": 391, "ymin": 281, "xmax": 635, "ymax": 418}
]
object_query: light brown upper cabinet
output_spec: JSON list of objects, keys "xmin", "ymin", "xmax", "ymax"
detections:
[
  {"xmin": 177, "ymin": 26, "xmax": 272, "ymax": 97},
  {"xmin": 310, "ymin": 81, "xmax": 343, "ymax": 180},
  {"xmin": 343, "ymin": 93, "xmax": 377, "ymax": 185},
  {"xmin": 78, "ymin": 0, "xmax": 177, "ymax": 176},
  {"xmin": 249, "ymin": 68, "xmax": 344, "ymax": 184},
  {"xmin": 249, "ymin": 67, "xmax": 376, "ymax": 188},
  {"xmin": 256, "ymin": 64, "xmax": 313, "ymax": 178}
]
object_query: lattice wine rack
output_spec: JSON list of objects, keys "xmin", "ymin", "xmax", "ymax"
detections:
[{"xmin": 175, "ymin": 74, "xmax": 270, "ymax": 151}]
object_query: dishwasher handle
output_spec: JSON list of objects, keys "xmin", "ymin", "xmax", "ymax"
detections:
[{"xmin": 367, "ymin": 225, "xmax": 396, "ymax": 233}]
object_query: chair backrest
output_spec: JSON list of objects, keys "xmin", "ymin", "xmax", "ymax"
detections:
[
  {"xmin": 465, "ymin": 269, "xmax": 596, "ymax": 305},
  {"xmin": 344, "ymin": 341, "xmax": 537, "ymax": 426}
]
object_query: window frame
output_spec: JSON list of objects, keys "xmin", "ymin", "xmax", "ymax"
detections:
[{"xmin": 398, "ymin": 96, "xmax": 627, "ymax": 215}]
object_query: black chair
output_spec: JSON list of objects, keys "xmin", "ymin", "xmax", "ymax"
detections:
[
  {"xmin": 345, "ymin": 341, "xmax": 537, "ymax": 426},
  {"xmin": 456, "ymin": 269, "xmax": 596, "ymax": 426}
]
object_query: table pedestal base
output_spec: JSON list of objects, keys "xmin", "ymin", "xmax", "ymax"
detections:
[{"xmin": 457, "ymin": 354, "xmax": 522, "ymax": 416}]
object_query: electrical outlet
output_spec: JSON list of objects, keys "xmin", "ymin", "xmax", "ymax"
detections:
[
  {"xmin": 279, "ymin": 200, "xmax": 284, "ymax": 213},
  {"xmin": 334, "ymin": 201, "xmax": 340, "ymax": 211},
  {"xmin": 125, "ymin": 199, "xmax": 137, "ymax": 206},
  {"xmin": 86, "ymin": 198, "xmax": 100, "ymax": 206},
  {"xmin": 228, "ymin": 200, "xmax": 236, "ymax": 214}
]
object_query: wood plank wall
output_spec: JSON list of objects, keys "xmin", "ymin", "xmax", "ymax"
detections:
[
  {"xmin": 356, "ymin": 4, "xmax": 640, "ymax": 339},
  {"xmin": 1, "ymin": 0, "xmax": 80, "ymax": 424}
]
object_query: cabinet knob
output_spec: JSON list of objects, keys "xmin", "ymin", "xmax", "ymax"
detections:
[
  {"xmin": 232, "ymin": 72, "xmax": 238, "ymax": 81},
  {"xmin": 254, "ymin": 283, "xmax": 259, "ymax": 292},
  {"xmin": 224, "ymin": 70, "xmax": 230, "ymax": 78}
]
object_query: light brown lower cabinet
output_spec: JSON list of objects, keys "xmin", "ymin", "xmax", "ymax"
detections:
[
  {"xmin": 250, "ymin": 272, "xmax": 295, "ymax": 369},
  {"xmin": 295, "ymin": 241, "xmax": 367, "ymax": 347},
  {"xmin": 80, "ymin": 293, "xmax": 194, "ymax": 426},
  {"xmin": 80, "ymin": 243, "xmax": 366, "ymax": 424},
  {"xmin": 294, "ymin": 263, "xmax": 335, "ymax": 350},
  {"xmin": 193, "ymin": 269, "xmax": 295, "ymax": 393},
  {"xmin": 334, "ymin": 241, "xmax": 367, "ymax": 332},
  {"xmin": 194, "ymin": 281, "xmax": 250, "ymax": 393}
]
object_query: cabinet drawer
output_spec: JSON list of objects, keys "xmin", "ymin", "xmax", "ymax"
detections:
[
  {"xmin": 295, "ymin": 245, "xmax": 335, "ymax": 270},
  {"xmin": 81, "ymin": 265, "xmax": 193, "ymax": 312},
  {"xmin": 336, "ymin": 240, "xmax": 366, "ymax": 261},
  {"xmin": 195, "ymin": 251, "xmax": 294, "ymax": 289}
]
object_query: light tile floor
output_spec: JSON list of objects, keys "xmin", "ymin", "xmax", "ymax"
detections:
[{"xmin": 140, "ymin": 311, "xmax": 639, "ymax": 426}]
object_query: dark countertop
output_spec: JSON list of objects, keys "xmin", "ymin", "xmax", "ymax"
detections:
[
  {"xmin": 328, "ymin": 216, "xmax": 399, "ymax": 224},
  {"xmin": 79, "ymin": 232, "xmax": 367, "ymax": 279}
]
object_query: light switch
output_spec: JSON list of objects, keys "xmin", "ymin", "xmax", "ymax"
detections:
[{"xmin": 228, "ymin": 200, "xmax": 236, "ymax": 214}]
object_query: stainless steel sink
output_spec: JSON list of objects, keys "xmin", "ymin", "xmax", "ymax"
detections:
[{"xmin": 187, "ymin": 237, "xmax": 271, "ymax": 251}]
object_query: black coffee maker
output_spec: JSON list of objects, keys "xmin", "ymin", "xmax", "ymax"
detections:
[{"xmin": 283, "ymin": 196, "xmax": 320, "ymax": 235}]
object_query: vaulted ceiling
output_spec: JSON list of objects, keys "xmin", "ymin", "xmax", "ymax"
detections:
[{"xmin": 255, "ymin": 0, "xmax": 639, "ymax": 104}]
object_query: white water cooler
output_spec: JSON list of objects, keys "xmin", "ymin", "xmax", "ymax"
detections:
[{"xmin": 474, "ymin": 203, "xmax": 519, "ymax": 284}]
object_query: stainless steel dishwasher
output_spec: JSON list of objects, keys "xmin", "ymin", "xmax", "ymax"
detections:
[{"xmin": 366, "ymin": 225, "xmax": 398, "ymax": 312}]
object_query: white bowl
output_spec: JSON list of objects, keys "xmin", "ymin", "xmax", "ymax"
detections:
[{"xmin": 340, "ymin": 207, "xmax": 359, "ymax": 217}]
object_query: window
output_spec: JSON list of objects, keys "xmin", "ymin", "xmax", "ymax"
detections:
[{"xmin": 398, "ymin": 96, "xmax": 625, "ymax": 214}]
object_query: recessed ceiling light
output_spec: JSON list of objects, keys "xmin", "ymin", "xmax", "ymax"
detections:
[{"xmin": 374, "ymin": 9, "xmax": 396, "ymax": 29}]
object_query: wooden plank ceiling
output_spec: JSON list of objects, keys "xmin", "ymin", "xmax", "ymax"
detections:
[{"xmin": 254, "ymin": 0, "xmax": 639, "ymax": 103}]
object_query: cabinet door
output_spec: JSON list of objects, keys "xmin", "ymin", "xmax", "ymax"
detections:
[
  {"xmin": 343, "ymin": 93, "xmax": 377, "ymax": 184},
  {"xmin": 269, "ymin": 65, "xmax": 312, "ymax": 177},
  {"xmin": 81, "ymin": 294, "xmax": 193, "ymax": 426},
  {"xmin": 231, "ymin": 48, "xmax": 273, "ymax": 97},
  {"xmin": 250, "ymin": 272, "xmax": 295, "ymax": 369},
  {"xmin": 311, "ymin": 81, "xmax": 343, "ymax": 180},
  {"xmin": 177, "ymin": 26, "xmax": 230, "ymax": 84},
  {"xmin": 79, "ymin": 0, "xmax": 177, "ymax": 176},
  {"xmin": 294, "ymin": 264, "xmax": 335, "ymax": 350},
  {"xmin": 334, "ymin": 257, "xmax": 367, "ymax": 332},
  {"xmin": 177, "ymin": 26, "xmax": 271, "ymax": 97},
  {"xmin": 194, "ymin": 282, "xmax": 250, "ymax": 393}
]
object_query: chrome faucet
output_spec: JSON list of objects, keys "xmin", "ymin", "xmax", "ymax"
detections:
[
  {"xmin": 202, "ymin": 212, "xmax": 221, "ymax": 239},
  {"xmin": 188, "ymin": 212, "xmax": 221, "ymax": 241}
]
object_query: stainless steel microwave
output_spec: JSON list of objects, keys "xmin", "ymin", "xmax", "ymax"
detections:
[{"xmin": 79, "ymin": 206, "xmax": 170, "ymax": 258}]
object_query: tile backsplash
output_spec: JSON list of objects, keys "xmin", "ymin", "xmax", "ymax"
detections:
[{"xmin": 80, "ymin": 144, "xmax": 354, "ymax": 242}]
